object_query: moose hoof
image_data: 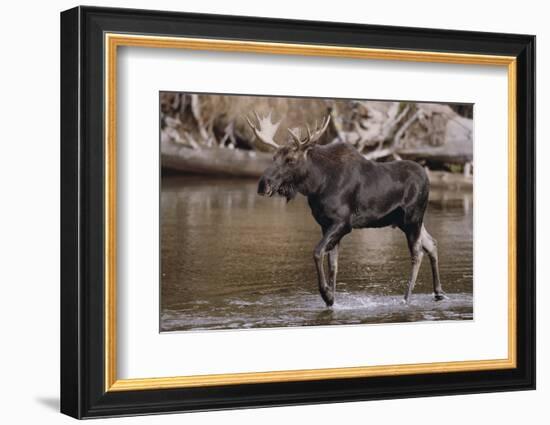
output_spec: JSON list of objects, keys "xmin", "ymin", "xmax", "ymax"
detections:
[
  {"xmin": 321, "ymin": 292, "xmax": 334, "ymax": 307},
  {"xmin": 434, "ymin": 293, "xmax": 448, "ymax": 301}
]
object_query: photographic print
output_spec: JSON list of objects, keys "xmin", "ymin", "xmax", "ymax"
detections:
[{"xmin": 160, "ymin": 92, "xmax": 473, "ymax": 332}]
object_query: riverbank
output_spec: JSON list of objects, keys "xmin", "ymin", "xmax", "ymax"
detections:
[{"xmin": 161, "ymin": 141, "xmax": 472, "ymax": 190}]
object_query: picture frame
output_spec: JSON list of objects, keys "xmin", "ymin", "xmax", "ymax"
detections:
[{"xmin": 60, "ymin": 5, "xmax": 535, "ymax": 419}]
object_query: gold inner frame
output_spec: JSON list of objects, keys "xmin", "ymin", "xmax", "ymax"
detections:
[{"xmin": 104, "ymin": 33, "xmax": 517, "ymax": 392}]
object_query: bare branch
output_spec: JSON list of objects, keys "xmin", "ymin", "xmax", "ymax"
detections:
[
  {"xmin": 363, "ymin": 148, "xmax": 395, "ymax": 160},
  {"xmin": 392, "ymin": 110, "xmax": 421, "ymax": 148},
  {"xmin": 191, "ymin": 95, "xmax": 213, "ymax": 146}
]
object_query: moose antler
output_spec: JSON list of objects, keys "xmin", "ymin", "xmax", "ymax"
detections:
[
  {"xmin": 246, "ymin": 111, "xmax": 282, "ymax": 150},
  {"xmin": 287, "ymin": 115, "xmax": 331, "ymax": 149}
]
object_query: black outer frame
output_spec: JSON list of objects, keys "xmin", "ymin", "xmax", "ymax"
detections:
[{"xmin": 60, "ymin": 5, "xmax": 535, "ymax": 419}]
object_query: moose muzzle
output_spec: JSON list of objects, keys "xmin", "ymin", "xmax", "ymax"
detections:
[{"xmin": 257, "ymin": 176, "xmax": 274, "ymax": 197}]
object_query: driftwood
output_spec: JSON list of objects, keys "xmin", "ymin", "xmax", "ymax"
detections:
[
  {"xmin": 427, "ymin": 170, "xmax": 472, "ymax": 190},
  {"xmin": 162, "ymin": 139, "xmax": 472, "ymax": 188},
  {"xmin": 160, "ymin": 94, "xmax": 473, "ymax": 186},
  {"xmin": 362, "ymin": 113, "xmax": 472, "ymax": 165},
  {"xmin": 359, "ymin": 105, "xmax": 472, "ymax": 164},
  {"xmin": 161, "ymin": 139, "xmax": 271, "ymax": 177},
  {"xmin": 161, "ymin": 94, "xmax": 473, "ymax": 165}
]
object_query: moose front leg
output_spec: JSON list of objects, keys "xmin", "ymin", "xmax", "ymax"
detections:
[
  {"xmin": 328, "ymin": 244, "xmax": 339, "ymax": 296},
  {"xmin": 314, "ymin": 224, "xmax": 349, "ymax": 307}
]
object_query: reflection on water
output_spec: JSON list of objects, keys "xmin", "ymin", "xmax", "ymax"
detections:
[{"xmin": 161, "ymin": 175, "xmax": 473, "ymax": 332}]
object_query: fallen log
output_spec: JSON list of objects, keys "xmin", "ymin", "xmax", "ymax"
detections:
[
  {"xmin": 161, "ymin": 139, "xmax": 271, "ymax": 177},
  {"xmin": 397, "ymin": 145, "xmax": 473, "ymax": 164},
  {"xmin": 426, "ymin": 170, "xmax": 472, "ymax": 190},
  {"xmin": 162, "ymin": 140, "xmax": 472, "ymax": 189}
]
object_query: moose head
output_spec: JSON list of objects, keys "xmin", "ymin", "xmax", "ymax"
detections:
[{"xmin": 246, "ymin": 111, "xmax": 331, "ymax": 201}]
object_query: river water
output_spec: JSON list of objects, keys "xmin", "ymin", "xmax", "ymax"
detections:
[{"xmin": 160, "ymin": 175, "xmax": 473, "ymax": 332}]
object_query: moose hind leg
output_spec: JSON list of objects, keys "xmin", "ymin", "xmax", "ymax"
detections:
[
  {"xmin": 421, "ymin": 225, "xmax": 446, "ymax": 301},
  {"xmin": 328, "ymin": 245, "xmax": 339, "ymax": 297},
  {"xmin": 404, "ymin": 225, "xmax": 424, "ymax": 303}
]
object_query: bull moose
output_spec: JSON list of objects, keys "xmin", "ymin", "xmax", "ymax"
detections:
[{"xmin": 247, "ymin": 111, "xmax": 446, "ymax": 307}]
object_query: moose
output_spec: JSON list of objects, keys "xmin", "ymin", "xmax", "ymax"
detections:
[{"xmin": 247, "ymin": 111, "xmax": 446, "ymax": 307}]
